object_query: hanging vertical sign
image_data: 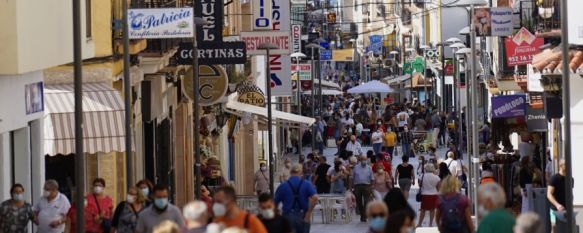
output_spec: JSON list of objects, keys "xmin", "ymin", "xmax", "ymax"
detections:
[
  {"xmin": 268, "ymin": 0, "xmax": 292, "ymax": 96},
  {"xmin": 292, "ymin": 25, "xmax": 302, "ymax": 54},
  {"xmin": 253, "ymin": 0, "xmax": 272, "ymax": 30}
]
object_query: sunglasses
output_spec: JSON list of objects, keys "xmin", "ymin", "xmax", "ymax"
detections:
[{"xmin": 369, "ymin": 213, "xmax": 386, "ymax": 218}]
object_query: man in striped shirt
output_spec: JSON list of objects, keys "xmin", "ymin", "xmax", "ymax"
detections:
[{"xmin": 400, "ymin": 125, "xmax": 413, "ymax": 158}]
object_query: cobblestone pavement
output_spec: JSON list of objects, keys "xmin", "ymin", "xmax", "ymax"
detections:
[{"xmin": 283, "ymin": 143, "xmax": 459, "ymax": 233}]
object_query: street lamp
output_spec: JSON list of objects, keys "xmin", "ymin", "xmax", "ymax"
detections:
[
  {"xmin": 390, "ymin": 50, "xmax": 400, "ymax": 101},
  {"xmin": 420, "ymin": 45, "xmax": 430, "ymax": 106},
  {"xmin": 405, "ymin": 48, "xmax": 416, "ymax": 102},
  {"xmin": 291, "ymin": 52, "xmax": 306, "ymax": 157},
  {"xmin": 192, "ymin": 17, "xmax": 212, "ymax": 200},
  {"xmin": 305, "ymin": 43, "xmax": 325, "ymax": 153},
  {"xmin": 258, "ymin": 42, "xmax": 280, "ymax": 196}
]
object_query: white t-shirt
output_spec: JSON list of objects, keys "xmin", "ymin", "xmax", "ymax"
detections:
[
  {"xmin": 396, "ymin": 111, "xmax": 409, "ymax": 127},
  {"xmin": 372, "ymin": 131, "xmax": 384, "ymax": 144},
  {"xmin": 33, "ymin": 193, "xmax": 71, "ymax": 233},
  {"xmin": 420, "ymin": 173, "xmax": 441, "ymax": 195},
  {"xmin": 444, "ymin": 158, "xmax": 462, "ymax": 177}
]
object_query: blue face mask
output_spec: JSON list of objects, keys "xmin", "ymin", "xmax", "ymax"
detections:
[
  {"xmin": 141, "ymin": 188, "xmax": 149, "ymax": 197},
  {"xmin": 154, "ymin": 198, "xmax": 168, "ymax": 209},
  {"xmin": 369, "ymin": 216, "xmax": 386, "ymax": 232}
]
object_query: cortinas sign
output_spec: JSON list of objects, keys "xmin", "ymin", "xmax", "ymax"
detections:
[
  {"xmin": 175, "ymin": 0, "xmax": 246, "ymax": 65},
  {"xmin": 128, "ymin": 8, "xmax": 194, "ymax": 39},
  {"xmin": 237, "ymin": 83, "xmax": 266, "ymax": 107}
]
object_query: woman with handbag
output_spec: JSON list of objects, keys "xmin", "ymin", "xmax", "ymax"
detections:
[
  {"xmin": 87, "ymin": 178, "xmax": 114, "ymax": 233},
  {"xmin": 416, "ymin": 164, "xmax": 441, "ymax": 227}
]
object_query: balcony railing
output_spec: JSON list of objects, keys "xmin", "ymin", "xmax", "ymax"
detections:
[
  {"xmin": 516, "ymin": 0, "xmax": 560, "ymax": 36},
  {"xmin": 142, "ymin": 38, "xmax": 184, "ymax": 56},
  {"xmin": 131, "ymin": 0, "xmax": 186, "ymax": 8}
]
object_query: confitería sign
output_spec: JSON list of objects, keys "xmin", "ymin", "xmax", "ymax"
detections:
[{"xmin": 128, "ymin": 8, "xmax": 193, "ymax": 39}]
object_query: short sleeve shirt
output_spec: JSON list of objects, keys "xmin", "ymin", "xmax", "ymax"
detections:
[
  {"xmin": 33, "ymin": 193, "xmax": 71, "ymax": 233},
  {"xmin": 352, "ymin": 165, "xmax": 374, "ymax": 185},
  {"xmin": 214, "ymin": 211, "xmax": 267, "ymax": 233},
  {"xmin": 0, "ymin": 200, "xmax": 33, "ymax": 233},
  {"xmin": 476, "ymin": 209, "xmax": 515, "ymax": 233},
  {"xmin": 274, "ymin": 176, "xmax": 317, "ymax": 213},
  {"xmin": 420, "ymin": 173, "xmax": 441, "ymax": 195},
  {"xmin": 136, "ymin": 204, "xmax": 185, "ymax": 233}
]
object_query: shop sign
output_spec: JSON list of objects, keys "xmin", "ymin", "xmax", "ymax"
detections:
[
  {"xmin": 292, "ymin": 25, "xmax": 302, "ymax": 54},
  {"xmin": 301, "ymin": 80, "xmax": 313, "ymax": 90},
  {"xmin": 473, "ymin": 7, "xmax": 513, "ymax": 37},
  {"xmin": 491, "ymin": 94, "xmax": 526, "ymax": 118},
  {"xmin": 240, "ymin": 31, "xmax": 291, "ymax": 55},
  {"xmin": 327, "ymin": 11, "xmax": 337, "ymax": 24},
  {"xmin": 183, "ymin": 65, "xmax": 228, "ymax": 106},
  {"xmin": 320, "ymin": 50, "xmax": 332, "ymax": 60},
  {"xmin": 252, "ymin": 0, "xmax": 272, "ymax": 30},
  {"xmin": 404, "ymin": 57, "xmax": 425, "ymax": 74},
  {"xmin": 237, "ymin": 84, "xmax": 266, "ymax": 107},
  {"xmin": 25, "ymin": 82, "xmax": 44, "ymax": 115},
  {"xmin": 526, "ymin": 101, "xmax": 547, "ymax": 132},
  {"xmin": 369, "ymin": 35, "xmax": 383, "ymax": 55},
  {"xmin": 176, "ymin": 42, "xmax": 247, "ymax": 65},
  {"xmin": 291, "ymin": 64, "xmax": 312, "ymax": 80},
  {"xmin": 128, "ymin": 8, "xmax": 194, "ymax": 39},
  {"xmin": 504, "ymin": 27, "xmax": 544, "ymax": 67}
]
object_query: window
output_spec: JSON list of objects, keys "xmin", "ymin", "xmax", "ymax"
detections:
[{"xmin": 86, "ymin": 0, "xmax": 92, "ymax": 38}]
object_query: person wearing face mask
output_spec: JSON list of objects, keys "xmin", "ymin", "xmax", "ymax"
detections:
[
  {"xmin": 254, "ymin": 162, "xmax": 270, "ymax": 195},
  {"xmin": 111, "ymin": 186, "xmax": 147, "ymax": 233},
  {"xmin": 395, "ymin": 156, "xmax": 415, "ymax": 199},
  {"xmin": 365, "ymin": 201, "xmax": 388, "ymax": 233},
  {"xmin": 136, "ymin": 184, "xmax": 184, "ymax": 233},
  {"xmin": 274, "ymin": 164, "xmax": 318, "ymax": 233},
  {"xmin": 384, "ymin": 210, "xmax": 414, "ymax": 233},
  {"xmin": 279, "ymin": 158, "xmax": 292, "ymax": 182},
  {"xmin": 346, "ymin": 135, "xmax": 364, "ymax": 157},
  {"xmin": 257, "ymin": 193, "xmax": 291, "ymax": 233},
  {"xmin": 435, "ymin": 176, "xmax": 474, "ymax": 233},
  {"xmin": 86, "ymin": 178, "xmax": 113, "ymax": 233},
  {"xmin": 383, "ymin": 126, "xmax": 397, "ymax": 156},
  {"xmin": 33, "ymin": 179, "xmax": 71, "ymax": 233},
  {"xmin": 352, "ymin": 155, "xmax": 374, "ymax": 222},
  {"xmin": 0, "ymin": 183, "xmax": 35, "ymax": 233},
  {"xmin": 371, "ymin": 127, "xmax": 384, "ymax": 155},
  {"xmin": 66, "ymin": 192, "xmax": 100, "ymax": 233},
  {"xmin": 212, "ymin": 186, "xmax": 267, "ymax": 233},
  {"xmin": 183, "ymin": 200, "xmax": 216, "ymax": 233},
  {"xmin": 137, "ymin": 179, "xmax": 154, "ymax": 205},
  {"xmin": 372, "ymin": 161, "xmax": 392, "ymax": 201},
  {"xmin": 476, "ymin": 182, "xmax": 515, "ymax": 233},
  {"xmin": 400, "ymin": 125, "xmax": 414, "ymax": 158}
]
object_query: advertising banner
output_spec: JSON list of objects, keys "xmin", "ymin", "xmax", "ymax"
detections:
[
  {"xmin": 128, "ymin": 8, "xmax": 194, "ymax": 39},
  {"xmin": 491, "ymin": 94, "xmax": 527, "ymax": 118},
  {"xmin": 291, "ymin": 64, "xmax": 312, "ymax": 80},
  {"xmin": 241, "ymin": 31, "xmax": 291, "ymax": 55},
  {"xmin": 369, "ymin": 35, "xmax": 383, "ymax": 55},
  {"xmin": 292, "ymin": 25, "xmax": 302, "ymax": 54},
  {"xmin": 320, "ymin": 50, "xmax": 332, "ymax": 60},
  {"xmin": 504, "ymin": 27, "xmax": 544, "ymax": 67},
  {"xmin": 473, "ymin": 7, "xmax": 513, "ymax": 37},
  {"xmin": 526, "ymin": 94, "xmax": 547, "ymax": 132}
]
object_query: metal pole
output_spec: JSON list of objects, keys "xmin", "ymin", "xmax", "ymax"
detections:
[
  {"xmin": 311, "ymin": 47, "xmax": 316, "ymax": 151},
  {"xmin": 441, "ymin": 45, "xmax": 446, "ymax": 112},
  {"xmin": 424, "ymin": 54, "xmax": 428, "ymax": 106},
  {"xmin": 318, "ymin": 55, "xmax": 323, "ymax": 120},
  {"xmin": 469, "ymin": 4, "xmax": 480, "ymax": 225},
  {"xmin": 560, "ymin": 0, "xmax": 574, "ymax": 231},
  {"xmin": 122, "ymin": 0, "xmax": 133, "ymax": 188},
  {"xmin": 296, "ymin": 58, "xmax": 303, "ymax": 155},
  {"xmin": 72, "ymin": 0, "xmax": 85, "ymax": 231},
  {"xmin": 193, "ymin": 25, "xmax": 202, "ymax": 200},
  {"xmin": 265, "ymin": 49, "xmax": 275, "ymax": 196}
]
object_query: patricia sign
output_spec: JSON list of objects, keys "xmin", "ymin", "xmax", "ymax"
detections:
[
  {"xmin": 128, "ymin": 8, "xmax": 193, "ymax": 39},
  {"xmin": 491, "ymin": 94, "xmax": 526, "ymax": 118}
]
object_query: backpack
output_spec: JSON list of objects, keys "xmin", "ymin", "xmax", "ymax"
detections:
[{"xmin": 439, "ymin": 194, "xmax": 464, "ymax": 231}]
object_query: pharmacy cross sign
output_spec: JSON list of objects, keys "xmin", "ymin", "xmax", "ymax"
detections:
[{"xmin": 175, "ymin": 0, "xmax": 247, "ymax": 65}]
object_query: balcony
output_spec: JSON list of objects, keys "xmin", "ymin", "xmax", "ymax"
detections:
[
  {"xmin": 131, "ymin": 0, "xmax": 185, "ymax": 8},
  {"xmin": 515, "ymin": 0, "xmax": 561, "ymax": 37}
]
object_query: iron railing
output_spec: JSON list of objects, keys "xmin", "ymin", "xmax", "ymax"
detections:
[{"xmin": 533, "ymin": 0, "xmax": 561, "ymax": 34}]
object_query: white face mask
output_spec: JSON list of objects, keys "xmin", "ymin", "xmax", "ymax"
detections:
[
  {"xmin": 43, "ymin": 190, "xmax": 51, "ymax": 198},
  {"xmin": 260, "ymin": 166, "xmax": 267, "ymax": 171},
  {"xmin": 478, "ymin": 204, "xmax": 490, "ymax": 217},
  {"xmin": 261, "ymin": 208, "xmax": 275, "ymax": 219},
  {"xmin": 93, "ymin": 186, "xmax": 104, "ymax": 194},
  {"xmin": 127, "ymin": 194, "xmax": 136, "ymax": 204},
  {"xmin": 213, "ymin": 203, "xmax": 227, "ymax": 217}
]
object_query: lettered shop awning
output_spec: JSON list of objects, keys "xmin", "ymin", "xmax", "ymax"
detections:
[
  {"xmin": 225, "ymin": 93, "xmax": 315, "ymax": 127},
  {"xmin": 43, "ymin": 83, "xmax": 129, "ymax": 155}
]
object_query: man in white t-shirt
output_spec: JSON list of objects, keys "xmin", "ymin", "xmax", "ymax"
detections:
[
  {"xmin": 396, "ymin": 109, "xmax": 409, "ymax": 131},
  {"xmin": 371, "ymin": 127, "xmax": 384, "ymax": 155},
  {"xmin": 346, "ymin": 135, "xmax": 364, "ymax": 156},
  {"xmin": 443, "ymin": 152, "xmax": 462, "ymax": 177},
  {"xmin": 518, "ymin": 140, "xmax": 534, "ymax": 160},
  {"xmin": 33, "ymin": 180, "xmax": 71, "ymax": 233}
]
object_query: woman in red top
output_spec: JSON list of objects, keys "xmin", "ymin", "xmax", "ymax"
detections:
[
  {"xmin": 66, "ymin": 194, "xmax": 100, "ymax": 233},
  {"xmin": 86, "ymin": 178, "xmax": 114, "ymax": 233}
]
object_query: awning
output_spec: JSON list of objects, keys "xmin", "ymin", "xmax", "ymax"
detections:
[
  {"xmin": 225, "ymin": 93, "xmax": 315, "ymax": 127},
  {"xmin": 405, "ymin": 73, "xmax": 432, "ymax": 88},
  {"xmin": 44, "ymin": 83, "xmax": 129, "ymax": 155},
  {"xmin": 303, "ymin": 89, "xmax": 343, "ymax": 95},
  {"xmin": 314, "ymin": 79, "xmax": 341, "ymax": 90}
]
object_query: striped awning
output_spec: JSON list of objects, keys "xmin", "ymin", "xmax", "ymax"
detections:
[{"xmin": 43, "ymin": 83, "xmax": 128, "ymax": 155}]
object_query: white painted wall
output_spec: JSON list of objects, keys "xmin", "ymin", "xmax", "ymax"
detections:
[
  {"xmin": 0, "ymin": 71, "xmax": 44, "ymax": 134},
  {"xmin": 569, "ymin": 74, "xmax": 583, "ymax": 205},
  {"xmin": 568, "ymin": 0, "xmax": 583, "ymax": 45},
  {"xmin": 0, "ymin": 0, "xmax": 95, "ymax": 75}
]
